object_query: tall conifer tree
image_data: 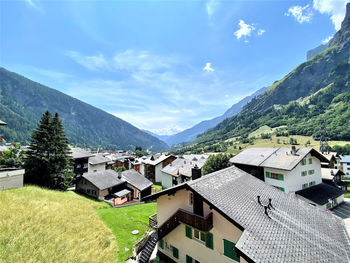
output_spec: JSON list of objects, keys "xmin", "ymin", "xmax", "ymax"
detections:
[{"xmin": 24, "ymin": 111, "xmax": 74, "ymax": 190}]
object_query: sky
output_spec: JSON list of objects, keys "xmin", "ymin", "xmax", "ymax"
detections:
[{"xmin": 0, "ymin": 0, "xmax": 349, "ymax": 135}]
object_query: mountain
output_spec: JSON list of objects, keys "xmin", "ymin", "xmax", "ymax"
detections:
[
  {"xmin": 306, "ymin": 44, "xmax": 328, "ymax": 60},
  {"xmin": 0, "ymin": 67, "xmax": 169, "ymax": 152},
  {"xmin": 174, "ymin": 3, "xmax": 350, "ymax": 154},
  {"xmin": 159, "ymin": 86, "xmax": 268, "ymax": 147},
  {"xmin": 141, "ymin": 129, "xmax": 171, "ymax": 143}
]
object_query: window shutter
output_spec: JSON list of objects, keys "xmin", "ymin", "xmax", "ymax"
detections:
[
  {"xmin": 158, "ymin": 239, "xmax": 164, "ymax": 249},
  {"xmin": 265, "ymin": 171, "xmax": 270, "ymax": 178},
  {"xmin": 186, "ymin": 255, "xmax": 193, "ymax": 263},
  {"xmin": 172, "ymin": 246, "xmax": 179, "ymax": 259},
  {"xmin": 309, "ymin": 158, "xmax": 312, "ymax": 164},
  {"xmin": 205, "ymin": 232, "xmax": 214, "ymax": 249},
  {"xmin": 223, "ymin": 239, "xmax": 240, "ymax": 261},
  {"xmin": 278, "ymin": 174, "xmax": 284, "ymax": 180},
  {"xmin": 185, "ymin": 225, "xmax": 192, "ymax": 239}
]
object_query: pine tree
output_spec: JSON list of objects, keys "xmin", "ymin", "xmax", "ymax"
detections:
[{"xmin": 24, "ymin": 111, "xmax": 74, "ymax": 190}]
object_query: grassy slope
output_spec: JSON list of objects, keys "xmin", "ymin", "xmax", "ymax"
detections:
[
  {"xmin": 96, "ymin": 203, "xmax": 156, "ymax": 262},
  {"xmin": 0, "ymin": 186, "xmax": 117, "ymax": 263}
]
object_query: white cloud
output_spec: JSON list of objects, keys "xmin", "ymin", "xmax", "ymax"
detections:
[
  {"xmin": 313, "ymin": 0, "xmax": 348, "ymax": 30},
  {"xmin": 234, "ymin": 20, "xmax": 265, "ymax": 41},
  {"xmin": 322, "ymin": 35, "xmax": 333, "ymax": 44},
  {"xmin": 285, "ymin": 5, "xmax": 313, "ymax": 24},
  {"xmin": 234, "ymin": 20, "xmax": 256, "ymax": 39},
  {"xmin": 206, "ymin": 0, "xmax": 220, "ymax": 20},
  {"xmin": 203, "ymin": 62, "xmax": 215, "ymax": 72},
  {"xmin": 257, "ymin": 29, "xmax": 266, "ymax": 36},
  {"xmin": 65, "ymin": 51, "xmax": 109, "ymax": 71}
]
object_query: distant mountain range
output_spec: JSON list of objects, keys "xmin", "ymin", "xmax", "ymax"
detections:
[
  {"xmin": 174, "ymin": 3, "xmax": 350, "ymax": 154},
  {"xmin": 147, "ymin": 86, "xmax": 268, "ymax": 147},
  {"xmin": 0, "ymin": 67, "xmax": 169, "ymax": 152}
]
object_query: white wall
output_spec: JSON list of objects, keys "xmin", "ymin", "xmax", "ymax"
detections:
[
  {"xmin": 88, "ymin": 163, "xmax": 106, "ymax": 173},
  {"xmin": 158, "ymin": 189, "xmax": 243, "ymax": 263},
  {"xmin": 155, "ymin": 163, "xmax": 163, "ymax": 183},
  {"xmin": 342, "ymin": 162, "xmax": 350, "ymax": 178},
  {"xmin": 296, "ymin": 193, "xmax": 344, "ymax": 210},
  {"xmin": 0, "ymin": 169, "xmax": 24, "ymax": 190},
  {"xmin": 161, "ymin": 171, "xmax": 173, "ymax": 189},
  {"xmin": 264, "ymin": 154, "xmax": 322, "ymax": 193}
]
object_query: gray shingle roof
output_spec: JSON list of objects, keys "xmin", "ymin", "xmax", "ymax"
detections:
[
  {"xmin": 121, "ymin": 169, "xmax": 152, "ymax": 191},
  {"xmin": 145, "ymin": 166, "xmax": 350, "ymax": 262},
  {"xmin": 295, "ymin": 183, "xmax": 345, "ymax": 205},
  {"xmin": 340, "ymin": 155, "xmax": 350, "ymax": 163},
  {"xmin": 143, "ymin": 154, "xmax": 174, "ymax": 166},
  {"xmin": 89, "ymin": 154, "xmax": 110, "ymax": 165},
  {"xmin": 161, "ymin": 157, "xmax": 206, "ymax": 177},
  {"xmin": 321, "ymin": 168, "xmax": 344, "ymax": 180},
  {"xmin": 82, "ymin": 170, "xmax": 124, "ymax": 190},
  {"xmin": 69, "ymin": 147, "xmax": 94, "ymax": 159},
  {"xmin": 230, "ymin": 147, "xmax": 329, "ymax": 171}
]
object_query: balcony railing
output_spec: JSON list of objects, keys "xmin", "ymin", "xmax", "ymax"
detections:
[{"xmin": 149, "ymin": 209, "xmax": 213, "ymax": 240}]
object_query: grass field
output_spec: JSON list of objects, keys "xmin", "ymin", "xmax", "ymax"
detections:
[
  {"xmin": 0, "ymin": 186, "xmax": 117, "ymax": 263},
  {"xmin": 96, "ymin": 203, "xmax": 156, "ymax": 262},
  {"xmin": 227, "ymin": 133, "xmax": 350, "ymax": 155}
]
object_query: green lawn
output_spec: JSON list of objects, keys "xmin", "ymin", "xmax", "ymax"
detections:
[
  {"xmin": 152, "ymin": 183, "xmax": 162, "ymax": 192},
  {"xmin": 344, "ymin": 180, "xmax": 350, "ymax": 198},
  {"xmin": 96, "ymin": 203, "xmax": 157, "ymax": 262}
]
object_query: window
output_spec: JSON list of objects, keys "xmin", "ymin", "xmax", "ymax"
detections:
[
  {"xmin": 326, "ymin": 203, "xmax": 331, "ymax": 209},
  {"xmin": 265, "ymin": 171, "xmax": 270, "ymax": 178},
  {"xmin": 76, "ymin": 164, "xmax": 81, "ymax": 168},
  {"xmin": 308, "ymin": 170, "xmax": 314, "ymax": 175},
  {"xmin": 270, "ymin": 173, "xmax": 284, "ymax": 180},
  {"xmin": 194, "ymin": 229, "xmax": 206, "ymax": 243},
  {"xmin": 223, "ymin": 239, "xmax": 240, "ymax": 262},
  {"xmin": 159, "ymin": 239, "xmax": 164, "ymax": 249},
  {"xmin": 93, "ymin": 170, "xmax": 97, "ymax": 172},
  {"xmin": 309, "ymin": 158, "xmax": 312, "ymax": 164},
  {"xmin": 333, "ymin": 199, "xmax": 338, "ymax": 206},
  {"xmin": 301, "ymin": 171, "xmax": 307, "ymax": 176},
  {"xmin": 83, "ymin": 163, "xmax": 88, "ymax": 169},
  {"xmin": 301, "ymin": 159, "xmax": 307, "ymax": 165},
  {"xmin": 189, "ymin": 192, "xmax": 193, "ymax": 206},
  {"xmin": 309, "ymin": 181, "xmax": 316, "ymax": 187},
  {"xmin": 302, "ymin": 183, "xmax": 308, "ymax": 189}
]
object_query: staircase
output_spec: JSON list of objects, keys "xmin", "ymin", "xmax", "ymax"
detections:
[{"xmin": 138, "ymin": 231, "xmax": 158, "ymax": 263}]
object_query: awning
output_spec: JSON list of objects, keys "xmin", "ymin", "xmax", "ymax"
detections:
[{"xmin": 113, "ymin": 189, "xmax": 131, "ymax": 197}]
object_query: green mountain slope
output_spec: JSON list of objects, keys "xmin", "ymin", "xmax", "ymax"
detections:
[
  {"xmin": 175, "ymin": 3, "xmax": 350, "ymax": 154},
  {"xmin": 0, "ymin": 67, "xmax": 169, "ymax": 152}
]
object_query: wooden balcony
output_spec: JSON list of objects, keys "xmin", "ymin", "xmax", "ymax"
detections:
[{"xmin": 149, "ymin": 209, "xmax": 213, "ymax": 240}]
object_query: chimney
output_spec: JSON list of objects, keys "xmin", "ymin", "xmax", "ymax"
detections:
[
  {"xmin": 191, "ymin": 164, "xmax": 201, "ymax": 180},
  {"xmin": 291, "ymin": 146, "xmax": 296, "ymax": 155},
  {"xmin": 118, "ymin": 171, "xmax": 122, "ymax": 179}
]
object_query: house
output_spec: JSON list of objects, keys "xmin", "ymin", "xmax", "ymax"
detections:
[
  {"xmin": 76, "ymin": 169, "xmax": 152, "ymax": 205},
  {"xmin": 0, "ymin": 168, "xmax": 25, "ymax": 190},
  {"xmin": 322, "ymin": 168, "xmax": 348, "ymax": 191},
  {"xmin": 120, "ymin": 169, "xmax": 152, "ymax": 200},
  {"xmin": 115, "ymin": 155, "xmax": 135, "ymax": 170},
  {"xmin": 229, "ymin": 146, "xmax": 345, "ymax": 209},
  {"xmin": 340, "ymin": 155, "xmax": 350, "ymax": 178},
  {"xmin": 161, "ymin": 157, "xmax": 207, "ymax": 189},
  {"xmin": 76, "ymin": 169, "xmax": 126, "ymax": 204},
  {"xmin": 143, "ymin": 166, "xmax": 350, "ymax": 263},
  {"xmin": 88, "ymin": 154, "xmax": 110, "ymax": 173},
  {"xmin": 321, "ymin": 152, "xmax": 341, "ymax": 168},
  {"xmin": 69, "ymin": 147, "xmax": 94, "ymax": 177},
  {"xmin": 143, "ymin": 154, "xmax": 176, "ymax": 182}
]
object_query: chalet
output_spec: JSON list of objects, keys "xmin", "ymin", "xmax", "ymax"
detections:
[
  {"xmin": 229, "ymin": 147, "xmax": 345, "ymax": 209},
  {"xmin": 161, "ymin": 157, "xmax": 206, "ymax": 189},
  {"xmin": 88, "ymin": 154, "xmax": 110, "ymax": 173},
  {"xmin": 115, "ymin": 155, "xmax": 135, "ymax": 170},
  {"xmin": 76, "ymin": 169, "xmax": 152, "ymax": 205},
  {"xmin": 143, "ymin": 166, "xmax": 350, "ymax": 263},
  {"xmin": 69, "ymin": 147, "xmax": 94, "ymax": 177},
  {"xmin": 340, "ymin": 155, "xmax": 350, "ymax": 178},
  {"xmin": 143, "ymin": 154, "xmax": 176, "ymax": 182},
  {"xmin": 121, "ymin": 169, "xmax": 152, "ymax": 200},
  {"xmin": 0, "ymin": 168, "xmax": 25, "ymax": 190},
  {"xmin": 321, "ymin": 152, "xmax": 341, "ymax": 168},
  {"xmin": 322, "ymin": 168, "xmax": 348, "ymax": 191}
]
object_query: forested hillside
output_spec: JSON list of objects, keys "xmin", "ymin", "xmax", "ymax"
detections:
[
  {"xmin": 174, "ymin": 4, "xmax": 350, "ymax": 154},
  {"xmin": 0, "ymin": 68, "xmax": 169, "ymax": 152}
]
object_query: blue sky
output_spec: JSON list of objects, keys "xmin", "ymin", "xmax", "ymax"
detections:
[{"xmin": 1, "ymin": 0, "xmax": 348, "ymax": 135}]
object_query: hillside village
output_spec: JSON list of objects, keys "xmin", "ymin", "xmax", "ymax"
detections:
[{"xmin": 3, "ymin": 1, "xmax": 350, "ymax": 263}]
